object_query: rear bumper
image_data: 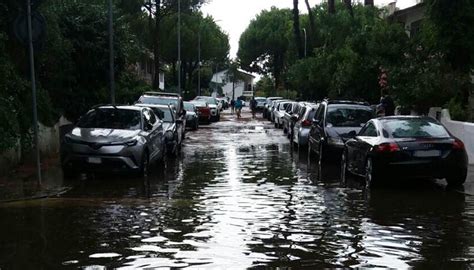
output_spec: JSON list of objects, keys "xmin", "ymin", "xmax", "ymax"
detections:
[{"xmin": 373, "ymin": 154, "xmax": 468, "ymax": 179}]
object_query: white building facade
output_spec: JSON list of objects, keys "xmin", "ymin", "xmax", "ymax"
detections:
[{"xmin": 210, "ymin": 69, "xmax": 255, "ymax": 100}]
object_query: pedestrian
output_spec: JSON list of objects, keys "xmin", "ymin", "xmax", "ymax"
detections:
[
  {"xmin": 235, "ymin": 98, "xmax": 243, "ymax": 119},
  {"xmin": 230, "ymin": 99, "xmax": 235, "ymax": 114},
  {"xmin": 382, "ymin": 94, "xmax": 395, "ymax": 116},
  {"xmin": 376, "ymin": 99, "xmax": 385, "ymax": 117},
  {"xmin": 250, "ymin": 97, "xmax": 257, "ymax": 119}
]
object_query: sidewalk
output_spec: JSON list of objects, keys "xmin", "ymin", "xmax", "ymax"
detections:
[{"xmin": 0, "ymin": 155, "xmax": 72, "ymax": 203}]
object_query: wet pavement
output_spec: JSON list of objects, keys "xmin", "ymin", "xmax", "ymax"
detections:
[{"xmin": 1, "ymin": 109, "xmax": 474, "ymax": 269}]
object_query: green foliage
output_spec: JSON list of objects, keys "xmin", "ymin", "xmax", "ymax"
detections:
[
  {"xmin": 447, "ymin": 98, "xmax": 468, "ymax": 122},
  {"xmin": 254, "ymin": 76, "xmax": 275, "ymax": 97}
]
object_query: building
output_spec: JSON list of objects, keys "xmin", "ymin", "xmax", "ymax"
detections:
[
  {"xmin": 210, "ymin": 69, "xmax": 255, "ymax": 100},
  {"xmin": 133, "ymin": 52, "xmax": 165, "ymax": 90},
  {"xmin": 386, "ymin": 1, "xmax": 425, "ymax": 38}
]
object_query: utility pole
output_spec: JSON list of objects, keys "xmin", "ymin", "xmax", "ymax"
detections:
[
  {"xmin": 27, "ymin": 0, "xmax": 42, "ymax": 185},
  {"xmin": 177, "ymin": 0, "xmax": 181, "ymax": 95},
  {"xmin": 302, "ymin": 28, "xmax": 307, "ymax": 57},
  {"xmin": 197, "ymin": 29, "xmax": 201, "ymax": 96},
  {"xmin": 108, "ymin": 0, "xmax": 115, "ymax": 104}
]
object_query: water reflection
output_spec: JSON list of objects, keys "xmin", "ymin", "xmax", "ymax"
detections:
[{"xmin": 0, "ymin": 119, "xmax": 473, "ymax": 268}]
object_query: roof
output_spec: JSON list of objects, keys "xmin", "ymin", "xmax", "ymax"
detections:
[
  {"xmin": 93, "ymin": 105, "xmax": 143, "ymax": 111},
  {"xmin": 143, "ymin": 92, "xmax": 181, "ymax": 98},
  {"xmin": 135, "ymin": 103, "xmax": 171, "ymax": 110},
  {"xmin": 392, "ymin": 2, "xmax": 425, "ymax": 18},
  {"xmin": 377, "ymin": 115, "xmax": 433, "ymax": 121}
]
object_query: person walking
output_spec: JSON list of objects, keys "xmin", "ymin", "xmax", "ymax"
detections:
[
  {"xmin": 250, "ymin": 97, "xmax": 257, "ymax": 119},
  {"xmin": 235, "ymin": 98, "xmax": 243, "ymax": 119},
  {"xmin": 230, "ymin": 99, "xmax": 235, "ymax": 114}
]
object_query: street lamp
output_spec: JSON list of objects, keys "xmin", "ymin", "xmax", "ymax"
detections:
[
  {"xmin": 177, "ymin": 0, "xmax": 181, "ymax": 95},
  {"xmin": 302, "ymin": 28, "xmax": 307, "ymax": 58}
]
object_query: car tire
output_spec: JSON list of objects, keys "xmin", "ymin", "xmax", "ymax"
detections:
[
  {"xmin": 365, "ymin": 158, "xmax": 379, "ymax": 188},
  {"xmin": 446, "ymin": 169, "xmax": 467, "ymax": 186}
]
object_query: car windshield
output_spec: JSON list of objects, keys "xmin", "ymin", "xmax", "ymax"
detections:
[
  {"xmin": 183, "ymin": 103, "xmax": 195, "ymax": 111},
  {"xmin": 382, "ymin": 118, "xmax": 450, "ymax": 138},
  {"xmin": 138, "ymin": 96, "xmax": 178, "ymax": 107},
  {"xmin": 77, "ymin": 108, "xmax": 141, "ymax": 130},
  {"xmin": 326, "ymin": 106, "xmax": 374, "ymax": 127},
  {"xmin": 151, "ymin": 108, "xmax": 173, "ymax": 122}
]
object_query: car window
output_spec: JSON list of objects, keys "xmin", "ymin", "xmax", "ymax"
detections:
[
  {"xmin": 151, "ymin": 108, "xmax": 174, "ymax": 123},
  {"xmin": 184, "ymin": 103, "xmax": 195, "ymax": 112},
  {"xmin": 147, "ymin": 109, "xmax": 157, "ymax": 125},
  {"xmin": 359, "ymin": 122, "xmax": 378, "ymax": 137},
  {"xmin": 326, "ymin": 106, "xmax": 374, "ymax": 127},
  {"xmin": 315, "ymin": 104, "xmax": 325, "ymax": 122},
  {"xmin": 138, "ymin": 96, "xmax": 178, "ymax": 108},
  {"xmin": 382, "ymin": 118, "xmax": 450, "ymax": 138},
  {"xmin": 78, "ymin": 108, "xmax": 142, "ymax": 130}
]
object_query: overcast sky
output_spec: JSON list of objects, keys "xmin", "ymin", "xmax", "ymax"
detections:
[{"xmin": 202, "ymin": 0, "xmax": 418, "ymax": 58}]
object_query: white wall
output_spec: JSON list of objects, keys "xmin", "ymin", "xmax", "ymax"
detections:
[
  {"xmin": 0, "ymin": 120, "xmax": 62, "ymax": 175},
  {"xmin": 430, "ymin": 108, "xmax": 474, "ymax": 164}
]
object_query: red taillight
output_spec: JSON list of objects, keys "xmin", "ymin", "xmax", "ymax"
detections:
[
  {"xmin": 374, "ymin": 143, "xmax": 400, "ymax": 153},
  {"xmin": 302, "ymin": 120, "xmax": 311, "ymax": 127},
  {"xmin": 453, "ymin": 139, "xmax": 465, "ymax": 150}
]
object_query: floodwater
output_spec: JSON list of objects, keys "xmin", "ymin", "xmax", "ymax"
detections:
[{"xmin": 1, "ymin": 111, "xmax": 474, "ymax": 269}]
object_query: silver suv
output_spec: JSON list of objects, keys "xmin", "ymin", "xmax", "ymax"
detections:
[{"xmin": 61, "ymin": 105, "xmax": 166, "ymax": 176}]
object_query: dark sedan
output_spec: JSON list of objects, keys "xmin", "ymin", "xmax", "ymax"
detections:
[
  {"xmin": 341, "ymin": 116, "xmax": 468, "ymax": 187},
  {"xmin": 184, "ymin": 102, "xmax": 199, "ymax": 130}
]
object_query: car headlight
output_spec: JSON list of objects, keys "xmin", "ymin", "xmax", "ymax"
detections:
[
  {"xmin": 327, "ymin": 137, "xmax": 344, "ymax": 146},
  {"xmin": 124, "ymin": 139, "xmax": 138, "ymax": 146},
  {"xmin": 165, "ymin": 131, "xmax": 174, "ymax": 141}
]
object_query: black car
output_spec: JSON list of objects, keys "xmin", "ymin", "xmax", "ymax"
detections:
[
  {"xmin": 137, "ymin": 92, "xmax": 187, "ymax": 140},
  {"xmin": 341, "ymin": 116, "xmax": 468, "ymax": 187},
  {"xmin": 308, "ymin": 100, "xmax": 375, "ymax": 163}
]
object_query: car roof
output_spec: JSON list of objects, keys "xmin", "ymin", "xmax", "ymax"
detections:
[
  {"xmin": 135, "ymin": 103, "xmax": 171, "ymax": 110},
  {"xmin": 377, "ymin": 115, "xmax": 436, "ymax": 121},
  {"xmin": 143, "ymin": 92, "xmax": 181, "ymax": 98},
  {"xmin": 324, "ymin": 100, "xmax": 370, "ymax": 106},
  {"xmin": 93, "ymin": 105, "xmax": 143, "ymax": 111}
]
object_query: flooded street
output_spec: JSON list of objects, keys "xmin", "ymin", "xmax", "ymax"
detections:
[{"xmin": 1, "ymin": 110, "xmax": 474, "ymax": 269}]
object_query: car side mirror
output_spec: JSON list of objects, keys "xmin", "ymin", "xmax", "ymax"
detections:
[
  {"xmin": 348, "ymin": 130, "xmax": 357, "ymax": 138},
  {"xmin": 145, "ymin": 123, "xmax": 153, "ymax": 131},
  {"xmin": 312, "ymin": 119, "xmax": 320, "ymax": 126}
]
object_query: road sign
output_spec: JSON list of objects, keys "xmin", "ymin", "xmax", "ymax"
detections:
[{"xmin": 13, "ymin": 11, "xmax": 46, "ymax": 47}]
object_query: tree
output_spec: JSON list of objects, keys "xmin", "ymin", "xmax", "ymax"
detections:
[
  {"xmin": 238, "ymin": 8, "xmax": 293, "ymax": 90},
  {"xmin": 343, "ymin": 0, "xmax": 354, "ymax": 18},
  {"xmin": 328, "ymin": 0, "xmax": 335, "ymax": 14},
  {"xmin": 364, "ymin": 0, "xmax": 374, "ymax": 6},
  {"xmin": 304, "ymin": 0, "xmax": 316, "ymax": 39},
  {"xmin": 292, "ymin": 0, "xmax": 304, "ymax": 59}
]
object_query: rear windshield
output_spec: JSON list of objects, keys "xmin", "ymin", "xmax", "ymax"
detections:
[
  {"xmin": 326, "ymin": 106, "xmax": 374, "ymax": 127},
  {"xmin": 151, "ymin": 108, "xmax": 173, "ymax": 122},
  {"xmin": 138, "ymin": 96, "xmax": 178, "ymax": 107},
  {"xmin": 183, "ymin": 103, "xmax": 195, "ymax": 111},
  {"xmin": 78, "ymin": 108, "xmax": 141, "ymax": 130},
  {"xmin": 196, "ymin": 97, "xmax": 217, "ymax": 105},
  {"xmin": 382, "ymin": 119, "xmax": 450, "ymax": 138}
]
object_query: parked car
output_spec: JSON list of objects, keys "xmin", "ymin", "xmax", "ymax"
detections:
[
  {"xmin": 135, "ymin": 104, "xmax": 183, "ymax": 156},
  {"xmin": 184, "ymin": 102, "xmax": 199, "ymax": 130},
  {"xmin": 194, "ymin": 96, "xmax": 220, "ymax": 121},
  {"xmin": 254, "ymin": 97, "xmax": 267, "ymax": 111},
  {"xmin": 273, "ymin": 101, "xmax": 292, "ymax": 128},
  {"xmin": 292, "ymin": 103, "xmax": 319, "ymax": 147},
  {"xmin": 190, "ymin": 100, "xmax": 211, "ymax": 124},
  {"xmin": 61, "ymin": 105, "xmax": 166, "ymax": 176},
  {"xmin": 341, "ymin": 116, "xmax": 468, "ymax": 187},
  {"xmin": 308, "ymin": 100, "xmax": 375, "ymax": 163},
  {"xmin": 282, "ymin": 101, "xmax": 301, "ymax": 135},
  {"xmin": 269, "ymin": 99, "xmax": 287, "ymax": 122},
  {"xmin": 216, "ymin": 98, "xmax": 229, "ymax": 110},
  {"xmin": 263, "ymin": 97, "xmax": 283, "ymax": 119},
  {"xmin": 137, "ymin": 92, "xmax": 187, "ymax": 140}
]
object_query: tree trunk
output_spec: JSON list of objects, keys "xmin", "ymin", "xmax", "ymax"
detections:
[
  {"xmin": 292, "ymin": 0, "xmax": 304, "ymax": 59},
  {"xmin": 152, "ymin": 1, "xmax": 162, "ymax": 90},
  {"xmin": 364, "ymin": 0, "xmax": 374, "ymax": 6},
  {"xmin": 305, "ymin": 0, "xmax": 316, "ymax": 37},
  {"xmin": 328, "ymin": 0, "xmax": 335, "ymax": 14},
  {"xmin": 344, "ymin": 0, "xmax": 354, "ymax": 18}
]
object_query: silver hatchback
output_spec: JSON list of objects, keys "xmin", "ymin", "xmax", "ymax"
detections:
[{"xmin": 61, "ymin": 105, "xmax": 166, "ymax": 176}]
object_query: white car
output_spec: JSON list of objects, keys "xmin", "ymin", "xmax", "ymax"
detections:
[
  {"xmin": 273, "ymin": 101, "xmax": 292, "ymax": 128},
  {"xmin": 194, "ymin": 96, "xmax": 221, "ymax": 121}
]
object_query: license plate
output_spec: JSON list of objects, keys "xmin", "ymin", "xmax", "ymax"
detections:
[
  {"xmin": 413, "ymin": 150, "xmax": 441, "ymax": 157},
  {"xmin": 87, "ymin": 157, "xmax": 102, "ymax": 164}
]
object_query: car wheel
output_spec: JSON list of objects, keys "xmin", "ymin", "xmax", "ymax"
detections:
[
  {"xmin": 140, "ymin": 152, "xmax": 149, "ymax": 177},
  {"xmin": 365, "ymin": 158, "xmax": 378, "ymax": 188},
  {"xmin": 341, "ymin": 151, "xmax": 348, "ymax": 185},
  {"xmin": 446, "ymin": 169, "xmax": 467, "ymax": 187}
]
